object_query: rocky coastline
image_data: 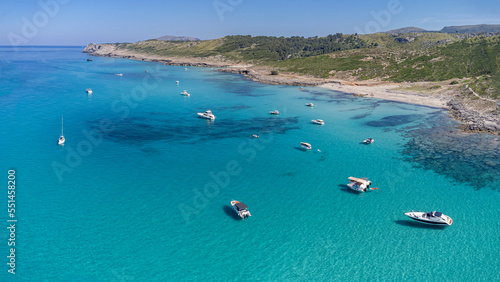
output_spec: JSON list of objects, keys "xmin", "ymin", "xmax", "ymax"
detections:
[
  {"xmin": 217, "ymin": 68, "xmax": 326, "ymax": 86},
  {"xmin": 82, "ymin": 43, "xmax": 500, "ymax": 135},
  {"xmin": 447, "ymin": 99, "xmax": 500, "ymax": 134}
]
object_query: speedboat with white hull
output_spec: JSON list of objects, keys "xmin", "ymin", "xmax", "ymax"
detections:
[
  {"xmin": 197, "ymin": 110, "xmax": 215, "ymax": 120},
  {"xmin": 300, "ymin": 142, "xmax": 312, "ymax": 150},
  {"xmin": 312, "ymin": 119, "xmax": 325, "ymax": 125},
  {"xmin": 306, "ymin": 103, "xmax": 314, "ymax": 107},
  {"xmin": 270, "ymin": 110, "xmax": 280, "ymax": 115},
  {"xmin": 231, "ymin": 200, "xmax": 251, "ymax": 219},
  {"xmin": 404, "ymin": 211, "xmax": 453, "ymax": 226},
  {"xmin": 86, "ymin": 88, "xmax": 92, "ymax": 94},
  {"xmin": 58, "ymin": 116, "xmax": 65, "ymax": 145},
  {"xmin": 181, "ymin": 90, "xmax": 190, "ymax": 96},
  {"xmin": 363, "ymin": 138, "xmax": 374, "ymax": 144}
]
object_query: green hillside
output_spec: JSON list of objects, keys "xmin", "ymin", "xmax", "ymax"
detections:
[
  {"xmin": 215, "ymin": 34, "xmax": 367, "ymax": 60},
  {"xmin": 385, "ymin": 26, "xmax": 428, "ymax": 33},
  {"xmin": 112, "ymin": 38, "xmax": 225, "ymax": 58},
  {"xmin": 109, "ymin": 32, "xmax": 500, "ymax": 99},
  {"xmin": 111, "ymin": 33, "xmax": 368, "ymax": 62},
  {"xmin": 274, "ymin": 33, "xmax": 500, "ymax": 98}
]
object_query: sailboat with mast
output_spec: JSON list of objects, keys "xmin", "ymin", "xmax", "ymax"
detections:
[{"xmin": 58, "ymin": 116, "xmax": 65, "ymax": 145}]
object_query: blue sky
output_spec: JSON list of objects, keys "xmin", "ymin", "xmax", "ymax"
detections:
[{"xmin": 0, "ymin": 0, "xmax": 499, "ymax": 45}]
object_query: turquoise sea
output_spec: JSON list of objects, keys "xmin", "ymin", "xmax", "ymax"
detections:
[{"xmin": 1, "ymin": 46, "xmax": 499, "ymax": 281}]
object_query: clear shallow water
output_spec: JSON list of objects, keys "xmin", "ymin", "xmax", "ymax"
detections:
[{"xmin": 1, "ymin": 47, "xmax": 499, "ymax": 281}]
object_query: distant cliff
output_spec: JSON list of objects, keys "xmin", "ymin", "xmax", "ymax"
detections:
[
  {"xmin": 441, "ymin": 24, "xmax": 500, "ymax": 34},
  {"xmin": 82, "ymin": 43, "xmax": 118, "ymax": 55},
  {"xmin": 385, "ymin": 24, "xmax": 500, "ymax": 34}
]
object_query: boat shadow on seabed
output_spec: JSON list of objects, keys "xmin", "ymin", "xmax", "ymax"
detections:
[
  {"xmin": 394, "ymin": 220, "xmax": 448, "ymax": 229},
  {"xmin": 222, "ymin": 206, "xmax": 241, "ymax": 221}
]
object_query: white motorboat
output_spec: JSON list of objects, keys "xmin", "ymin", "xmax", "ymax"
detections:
[
  {"xmin": 270, "ymin": 110, "xmax": 280, "ymax": 115},
  {"xmin": 312, "ymin": 119, "xmax": 325, "ymax": 125},
  {"xmin": 306, "ymin": 103, "xmax": 314, "ymax": 107},
  {"xmin": 58, "ymin": 116, "xmax": 65, "ymax": 145},
  {"xmin": 363, "ymin": 138, "xmax": 374, "ymax": 144},
  {"xmin": 176, "ymin": 80, "xmax": 180, "ymax": 84},
  {"xmin": 86, "ymin": 88, "xmax": 92, "ymax": 94},
  {"xmin": 404, "ymin": 211, "xmax": 453, "ymax": 226},
  {"xmin": 347, "ymin": 176, "xmax": 377, "ymax": 192},
  {"xmin": 197, "ymin": 110, "xmax": 215, "ymax": 120},
  {"xmin": 115, "ymin": 73, "xmax": 123, "ymax": 76},
  {"xmin": 252, "ymin": 134, "xmax": 259, "ymax": 138},
  {"xmin": 181, "ymin": 90, "xmax": 190, "ymax": 96},
  {"xmin": 300, "ymin": 142, "xmax": 312, "ymax": 150},
  {"xmin": 231, "ymin": 200, "xmax": 251, "ymax": 219}
]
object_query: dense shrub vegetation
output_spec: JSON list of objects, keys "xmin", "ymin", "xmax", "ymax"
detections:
[{"xmin": 216, "ymin": 34, "xmax": 368, "ymax": 60}]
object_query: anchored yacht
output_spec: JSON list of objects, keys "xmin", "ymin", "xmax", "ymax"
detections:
[
  {"xmin": 300, "ymin": 142, "xmax": 312, "ymax": 150},
  {"xmin": 363, "ymin": 138, "xmax": 374, "ymax": 144},
  {"xmin": 404, "ymin": 211, "xmax": 453, "ymax": 226},
  {"xmin": 197, "ymin": 110, "xmax": 215, "ymax": 120},
  {"xmin": 312, "ymin": 119, "xmax": 325, "ymax": 125},
  {"xmin": 58, "ymin": 116, "xmax": 65, "ymax": 145},
  {"xmin": 231, "ymin": 200, "xmax": 251, "ymax": 219},
  {"xmin": 347, "ymin": 176, "xmax": 376, "ymax": 192}
]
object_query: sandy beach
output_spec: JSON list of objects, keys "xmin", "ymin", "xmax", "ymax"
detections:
[
  {"xmin": 83, "ymin": 43, "xmax": 500, "ymax": 134},
  {"xmin": 320, "ymin": 82, "xmax": 449, "ymax": 108}
]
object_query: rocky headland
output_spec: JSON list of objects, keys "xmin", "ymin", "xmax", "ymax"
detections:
[{"xmin": 83, "ymin": 43, "xmax": 232, "ymax": 67}]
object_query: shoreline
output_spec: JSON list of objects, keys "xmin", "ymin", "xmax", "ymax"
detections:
[
  {"xmin": 319, "ymin": 82, "xmax": 448, "ymax": 109},
  {"xmin": 82, "ymin": 44, "xmax": 500, "ymax": 134}
]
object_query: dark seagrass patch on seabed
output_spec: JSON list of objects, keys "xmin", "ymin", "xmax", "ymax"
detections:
[
  {"xmin": 366, "ymin": 114, "xmax": 424, "ymax": 127},
  {"xmin": 87, "ymin": 115, "xmax": 300, "ymax": 144},
  {"xmin": 351, "ymin": 112, "xmax": 372, "ymax": 120},
  {"xmin": 400, "ymin": 114, "xmax": 500, "ymax": 190}
]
